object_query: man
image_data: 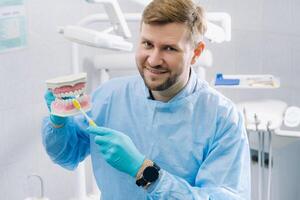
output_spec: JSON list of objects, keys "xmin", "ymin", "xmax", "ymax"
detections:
[{"xmin": 42, "ymin": 0, "xmax": 251, "ymax": 199}]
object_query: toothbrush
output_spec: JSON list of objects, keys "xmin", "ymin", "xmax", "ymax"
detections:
[{"xmin": 72, "ymin": 99, "xmax": 97, "ymax": 127}]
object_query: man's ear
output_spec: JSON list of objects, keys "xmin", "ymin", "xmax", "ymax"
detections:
[{"xmin": 191, "ymin": 41, "xmax": 205, "ymax": 65}]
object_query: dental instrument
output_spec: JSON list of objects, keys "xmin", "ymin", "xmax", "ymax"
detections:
[
  {"xmin": 266, "ymin": 121, "xmax": 273, "ymax": 200},
  {"xmin": 254, "ymin": 114, "xmax": 262, "ymax": 200},
  {"xmin": 72, "ymin": 99, "xmax": 97, "ymax": 127}
]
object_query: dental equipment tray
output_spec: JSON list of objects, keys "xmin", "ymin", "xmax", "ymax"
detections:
[{"xmin": 212, "ymin": 74, "xmax": 280, "ymax": 89}]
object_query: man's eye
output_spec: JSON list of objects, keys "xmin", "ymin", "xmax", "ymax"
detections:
[
  {"xmin": 165, "ymin": 46, "xmax": 177, "ymax": 51},
  {"xmin": 143, "ymin": 41, "xmax": 152, "ymax": 49}
]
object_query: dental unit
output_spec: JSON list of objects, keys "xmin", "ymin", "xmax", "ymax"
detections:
[
  {"xmin": 46, "ymin": 73, "xmax": 91, "ymax": 117},
  {"xmin": 237, "ymin": 100, "xmax": 300, "ymax": 200},
  {"xmin": 237, "ymin": 100, "xmax": 288, "ymax": 200}
]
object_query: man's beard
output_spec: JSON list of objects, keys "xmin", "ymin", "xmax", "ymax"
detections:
[{"xmin": 141, "ymin": 71, "xmax": 178, "ymax": 91}]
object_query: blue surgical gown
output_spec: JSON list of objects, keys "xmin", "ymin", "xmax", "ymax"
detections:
[{"xmin": 42, "ymin": 70, "xmax": 251, "ymax": 200}]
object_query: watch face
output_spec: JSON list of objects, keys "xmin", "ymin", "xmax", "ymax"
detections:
[{"xmin": 143, "ymin": 166, "xmax": 159, "ymax": 182}]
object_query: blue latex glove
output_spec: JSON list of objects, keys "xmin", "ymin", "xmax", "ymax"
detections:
[
  {"xmin": 87, "ymin": 126, "xmax": 145, "ymax": 177},
  {"xmin": 44, "ymin": 90, "xmax": 67, "ymax": 126}
]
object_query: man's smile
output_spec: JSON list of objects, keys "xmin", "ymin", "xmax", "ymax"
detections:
[{"xmin": 145, "ymin": 66, "xmax": 169, "ymax": 76}]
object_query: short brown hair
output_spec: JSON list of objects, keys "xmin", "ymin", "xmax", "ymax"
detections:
[{"xmin": 142, "ymin": 0, "xmax": 207, "ymax": 45}]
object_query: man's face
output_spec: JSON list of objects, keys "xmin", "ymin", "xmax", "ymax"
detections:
[{"xmin": 135, "ymin": 22, "xmax": 195, "ymax": 91}]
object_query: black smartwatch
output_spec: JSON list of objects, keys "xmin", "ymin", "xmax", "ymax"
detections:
[{"xmin": 136, "ymin": 162, "xmax": 160, "ymax": 187}]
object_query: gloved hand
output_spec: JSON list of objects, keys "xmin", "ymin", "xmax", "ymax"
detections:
[
  {"xmin": 87, "ymin": 126, "xmax": 145, "ymax": 177},
  {"xmin": 44, "ymin": 90, "xmax": 67, "ymax": 126}
]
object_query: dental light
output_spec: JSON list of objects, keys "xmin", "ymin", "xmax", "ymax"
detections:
[
  {"xmin": 59, "ymin": 0, "xmax": 133, "ymax": 52},
  {"xmin": 85, "ymin": 0, "xmax": 131, "ymax": 38},
  {"xmin": 58, "ymin": 25, "xmax": 132, "ymax": 51},
  {"xmin": 59, "ymin": 0, "xmax": 134, "ymax": 75}
]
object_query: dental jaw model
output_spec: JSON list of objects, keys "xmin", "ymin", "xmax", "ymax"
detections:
[{"xmin": 46, "ymin": 73, "xmax": 91, "ymax": 117}]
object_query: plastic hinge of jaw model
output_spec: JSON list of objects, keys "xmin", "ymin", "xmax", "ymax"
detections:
[{"xmin": 46, "ymin": 73, "xmax": 91, "ymax": 117}]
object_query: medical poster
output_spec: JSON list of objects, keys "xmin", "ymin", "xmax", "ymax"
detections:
[{"xmin": 0, "ymin": 0, "xmax": 27, "ymax": 53}]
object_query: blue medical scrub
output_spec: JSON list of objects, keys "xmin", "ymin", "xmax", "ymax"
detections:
[{"xmin": 42, "ymin": 70, "xmax": 251, "ymax": 200}]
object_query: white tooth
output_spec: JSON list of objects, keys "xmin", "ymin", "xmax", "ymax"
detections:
[{"xmin": 74, "ymin": 90, "xmax": 79, "ymax": 96}]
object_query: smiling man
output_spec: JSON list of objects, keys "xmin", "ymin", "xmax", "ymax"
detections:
[
  {"xmin": 42, "ymin": 0, "xmax": 251, "ymax": 199},
  {"xmin": 136, "ymin": 22, "xmax": 201, "ymax": 101}
]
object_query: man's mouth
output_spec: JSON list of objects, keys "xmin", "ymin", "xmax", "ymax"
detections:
[{"xmin": 145, "ymin": 66, "xmax": 168, "ymax": 74}]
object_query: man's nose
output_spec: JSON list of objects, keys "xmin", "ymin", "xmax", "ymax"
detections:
[{"xmin": 147, "ymin": 49, "xmax": 163, "ymax": 67}]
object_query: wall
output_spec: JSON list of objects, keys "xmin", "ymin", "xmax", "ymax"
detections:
[{"xmin": 0, "ymin": 0, "xmax": 300, "ymax": 199}]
